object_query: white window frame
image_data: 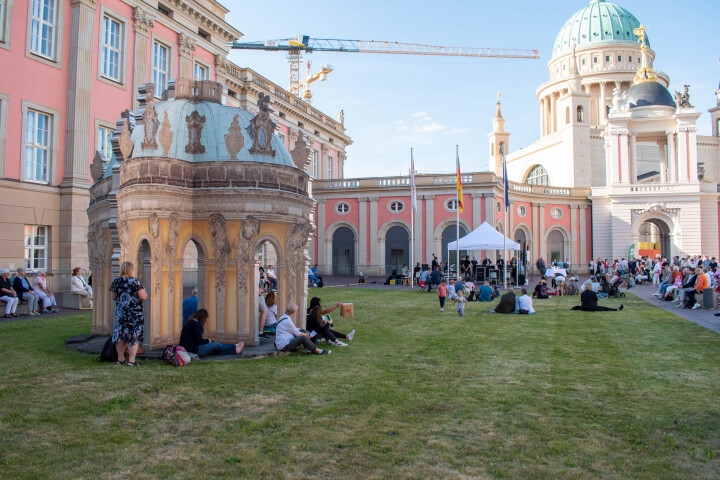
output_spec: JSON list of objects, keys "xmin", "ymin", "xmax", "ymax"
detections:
[
  {"xmin": 387, "ymin": 200, "xmax": 405, "ymax": 214},
  {"xmin": 24, "ymin": 225, "xmax": 48, "ymax": 270},
  {"xmin": 95, "ymin": 119, "xmax": 115, "ymax": 163},
  {"xmin": 0, "ymin": 0, "xmax": 14, "ymax": 50},
  {"xmin": 525, "ymin": 165, "xmax": 551, "ymax": 186},
  {"xmin": 311, "ymin": 150, "xmax": 318, "ymax": 178},
  {"xmin": 194, "ymin": 62, "xmax": 209, "ymax": 81},
  {"xmin": 97, "ymin": 8, "xmax": 128, "ymax": 87},
  {"xmin": 335, "ymin": 202, "xmax": 350, "ymax": 215},
  {"xmin": 152, "ymin": 37, "xmax": 173, "ymax": 98},
  {"xmin": 0, "ymin": 92, "xmax": 8, "ymax": 177},
  {"xmin": 327, "ymin": 155, "xmax": 334, "ymax": 179},
  {"xmin": 444, "ymin": 199, "xmax": 458, "ymax": 212},
  {"xmin": 20, "ymin": 100, "xmax": 59, "ymax": 185},
  {"xmin": 28, "ymin": 0, "xmax": 58, "ymax": 61}
]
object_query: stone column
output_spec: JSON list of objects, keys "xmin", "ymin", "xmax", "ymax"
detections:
[
  {"xmin": 599, "ymin": 82, "xmax": 607, "ymax": 126},
  {"xmin": 59, "ymin": 0, "xmax": 97, "ymax": 271},
  {"xmin": 132, "ymin": 8, "xmax": 154, "ymax": 111},
  {"xmin": 667, "ymin": 131, "xmax": 677, "ymax": 183},
  {"xmin": 368, "ymin": 196, "xmax": 379, "ymax": 274},
  {"xmin": 178, "ymin": 33, "xmax": 196, "ymax": 79},
  {"xmin": 358, "ymin": 197, "xmax": 368, "ymax": 268},
  {"xmin": 629, "ymin": 133, "xmax": 637, "ymax": 184},
  {"xmin": 485, "ymin": 194, "xmax": 496, "ymax": 261},
  {"xmin": 550, "ymin": 94, "xmax": 556, "ymax": 133},
  {"xmin": 413, "ymin": 194, "xmax": 423, "ymax": 265},
  {"xmin": 316, "ymin": 199, "xmax": 326, "ymax": 272},
  {"xmin": 540, "ymin": 98, "xmax": 546, "ymax": 136},
  {"xmin": 424, "ymin": 195, "xmax": 435, "ymax": 265},
  {"xmin": 569, "ymin": 205, "xmax": 578, "ymax": 268},
  {"xmin": 658, "ymin": 139, "xmax": 667, "ymax": 183},
  {"xmin": 579, "ymin": 205, "xmax": 587, "ymax": 266}
]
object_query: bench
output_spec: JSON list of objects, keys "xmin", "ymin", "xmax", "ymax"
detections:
[
  {"xmin": 62, "ymin": 292, "xmax": 92, "ymax": 309},
  {"xmin": 0, "ymin": 298, "xmax": 30, "ymax": 316}
]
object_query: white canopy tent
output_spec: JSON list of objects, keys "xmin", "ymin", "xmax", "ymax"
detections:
[
  {"xmin": 447, "ymin": 222, "xmax": 521, "ymax": 287},
  {"xmin": 447, "ymin": 222, "xmax": 520, "ymax": 251}
]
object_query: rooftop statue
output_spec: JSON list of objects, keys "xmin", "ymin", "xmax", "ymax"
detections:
[{"xmin": 674, "ymin": 85, "xmax": 693, "ymax": 108}]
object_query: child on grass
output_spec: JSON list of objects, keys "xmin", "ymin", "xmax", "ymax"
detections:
[
  {"xmin": 438, "ymin": 279, "xmax": 448, "ymax": 312},
  {"xmin": 455, "ymin": 290, "xmax": 467, "ymax": 317}
]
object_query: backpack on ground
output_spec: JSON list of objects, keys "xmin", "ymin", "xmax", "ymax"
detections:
[
  {"xmin": 317, "ymin": 277, "xmax": 323, "ymax": 288},
  {"xmin": 162, "ymin": 345, "xmax": 191, "ymax": 366},
  {"xmin": 99, "ymin": 337, "xmax": 117, "ymax": 362}
]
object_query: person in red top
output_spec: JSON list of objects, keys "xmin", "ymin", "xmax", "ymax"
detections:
[
  {"xmin": 690, "ymin": 267, "xmax": 709, "ymax": 309},
  {"xmin": 437, "ymin": 279, "xmax": 448, "ymax": 312}
]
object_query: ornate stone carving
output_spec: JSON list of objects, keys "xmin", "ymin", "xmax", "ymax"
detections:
[
  {"xmin": 139, "ymin": 84, "xmax": 159, "ymax": 150},
  {"xmin": 117, "ymin": 218, "xmax": 132, "ymax": 264},
  {"xmin": 285, "ymin": 220, "xmax": 313, "ymax": 304},
  {"xmin": 91, "ymin": 151, "xmax": 105, "ymax": 184},
  {"xmin": 185, "ymin": 110, "xmax": 206, "ymax": 154},
  {"xmin": 235, "ymin": 215, "xmax": 261, "ymax": 293},
  {"xmin": 697, "ymin": 162, "xmax": 705, "ymax": 181},
  {"xmin": 290, "ymin": 131, "xmax": 311, "ymax": 169},
  {"xmin": 178, "ymin": 33, "xmax": 196, "ymax": 56},
  {"xmin": 631, "ymin": 204, "xmax": 680, "ymax": 226},
  {"xmin": 132, "ymin": 7, "xmax": 155, "ymax": 34},
  {"xmin": 337, "ymin": 109, "xmax": 344, "ymax": 125},
  {"xmin": 165, "ymin": 212, "xmax": 180, "ymax": 326},
  {"xmin": 248, "ymin": 92, "xmax": 277, "ymax": 157},
  {"xmin": 224, "ymin": 114, "xmax": 244, "ymax": 160},
  {"xmin": 674, "ymin": 85, "xmax": 693, "ymax": 108},
  {"xmin": 158, "ymin": 111, "xmax": 174, "ymax": 156},
  {"xmin": 611, "ymin": 87, "xmax": 629, "ymax": 113},
  {"xmin": 209, "ymin": 213, "xmax": 231, "ymax": 334},
  {"xmin": 214, "ymin": 54, "xmax": 231, "ymax": 76},
  {"xmin": 148, "ymin": 213, "xmax": 162, "ymax": 298},
  {"xmin": 111, "ymin": 110, "xmax": 135, "ymax": 162}
]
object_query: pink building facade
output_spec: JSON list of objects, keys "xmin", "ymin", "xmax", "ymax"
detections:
[{"xmin": 0, "ymin": 0, "xmax": 349, "ymax": 272}]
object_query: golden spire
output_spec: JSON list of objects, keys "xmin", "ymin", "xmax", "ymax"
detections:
[{"xmin": 633, "ymin": 24, "xmax": 657, "ymax": 84}]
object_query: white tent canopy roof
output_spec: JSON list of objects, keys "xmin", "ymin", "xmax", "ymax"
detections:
[{"xmin": 447, "ymin": 222, "xmax": 520, "ymax": 251}]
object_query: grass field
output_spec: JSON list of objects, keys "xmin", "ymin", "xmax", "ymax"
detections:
[{"xmin": 1, "ymin": 289, "xmax": 719, "ymax": 479}]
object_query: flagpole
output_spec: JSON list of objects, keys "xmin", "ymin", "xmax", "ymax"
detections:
[
  {"xmin": 410, "ymin": 148, "xmax": 414, "ymax": 289},
  {"xmin": 503, "ymin": 146, "xmax": 507, "ymax": 290},
  {"xmin": 456, "ymin": 145, "xmax": 460, "ymax": 281}
]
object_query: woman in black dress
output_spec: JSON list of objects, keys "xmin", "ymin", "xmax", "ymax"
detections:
[
  {"xmin": 110, "ymin": 262, "xmax": 147, "ymax": 366},
  {"xmin": 571, "ymin": 283, "xmax": 623, "ymax": 311}
]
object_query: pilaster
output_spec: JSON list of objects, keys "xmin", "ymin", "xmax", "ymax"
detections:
[
  {"xmin": 538, "ymin": 202, "xmax": 546, "ymax": 260},
  {"xmin": 569, "ymin": 205, "xmax": 578, "ymax": 267},
  {"xmin": 316, "ymin": 199, "xmax": 326, "ymax": 272},
  {"xmin": 131, "ymin": 8, "xmax": 154, "ymax": 111},
  {"xmin": 368, "ymin": 196, "xmax": 379, "ymax": 274},
  {"xmin": 667, "ymin": 131, "xmax": 677, "ymax": 182},
  {"xmin": 358, "ymin": 197, "xmax": 368, "ymax": 268},
  {"xmin": 178, "ymin": 33, "xmax": 196, "ymax": 79},
  {"xmin": 531, "ymin": 201, "xmax": 539, "ymax": 264},
  {"xmin": 471, "ymin": 194, "xmax": 483, "ymax": 228},
  {"xmin": 413, "ymin": 197, "xmax": 423, "ymax": 265},
  {"xmin": 424, "ymin": 194, "xmax": 435, "ymax": 263},
  {"xmin": 579, "ymin": 205, "xmax": 587, "ymax": 266}
]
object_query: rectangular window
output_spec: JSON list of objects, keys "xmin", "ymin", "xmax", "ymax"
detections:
[
  {"xmin": 101, "ymin": 15, "xmax": 122, "ymax": 82},
  {"xmin": 581, "ymin": 58, "xmax": 586, "ymax": 66},
  {"xmin": 153, "ymin": 42, "xmax": 169, "ymax": 97},
  {"xmin": 593, "ymin": 57, "xmax": 598, "ymax": 64},
  {"xmin": 327, "ymin": 155, "xmax": 334, "ymax": 179},
  {"xmin": 194, "ymin": 63, "xmax": 208, "ymax": 81},
  {"xmin": 0, "ymin": 0, "xmax": 7, "ymax": 43},
  {"xmin": 312, "ymin": 150, "xmax": 318, "ymax": 178},
  {"xmin": 628, "ymin": 56, "xmax": 632, "ymax": 62},
  {"xmin": 24, "ymin": 109, "xmax": 51, "ymax": 182},
  {"xmin": 97, "ymin": 126, "xmax": 113, "ymax": 162},
  {"xmin": 30, "ymin": 0, "xmax": 57, "ymax": 58},
  {"xmin": 605, "ymin": 55, "xmax": 610, "ymax": 62},
  {"xmin": 24, "ymin": 225, "xmax": 48, "ymax": 270},
  {"xmin": 618, "ymin": 55, "xmax": 622, "ymax": 62}
]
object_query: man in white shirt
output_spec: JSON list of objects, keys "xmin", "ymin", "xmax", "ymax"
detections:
[
  {"xmin": 274, "ymin": 303, "xmax": 330, "ymax": 355},
  {"xmin": 517, "ymin": 288, "xmax": 535, "ymax": 314},
  {"xmin": 266, "ymin": 265, "xmax": 277, "ymax": 290}
]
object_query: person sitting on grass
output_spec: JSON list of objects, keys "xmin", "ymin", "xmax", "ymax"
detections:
[
  {"xmin": 275, "ymin": 304, "xmax": 330, "ymax": 355},
  {"xmin": 597, "ymin": 275, "xmax": 610, "ymax": 298},
  {"xmin": 454, "ymin": 290, "xmax": 467, "ymax": 317},
  {"xmin": 437, "ymin": 279, "xmax": 448, "ymax": 312},
  {"xmin": 571, "ymin": 283, "xmax": 623, "ymax": 312},
  {"xmin": 517, "ymin": 288, "xmax": 535, "ymax": 314},
  {"xmin": 490, "ymin": 281, "xmax": 501, "ymax": 300},
  {"xmin": 263, "ymin": 290, "xmax": 279, "ymax": 334},
  {"xmin": 307, "ymin": 297, "xmax": 354, "ymax": 345},
  {"xmin": 533, "ymin": 278, "xmax": 549, "ymax": 299},
  {"xmin": 307, "ymin": 306, "xmax": 348, "ymax": 346},
  {"xmin": 180, "ymin": 309, "xmax": 245, "ymax": 357},
  {"xmin": 477, "ymin": 281, "xmax": 493, "ymax": 302},
  {"xmin": 492, "ymin": 288, "xmax": 517, "ymax": 314}
]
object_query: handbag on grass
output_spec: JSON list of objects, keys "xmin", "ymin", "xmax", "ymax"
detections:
[{"xmin": 162, "ymin": 345, "xmax": 191, "ymax": 367}]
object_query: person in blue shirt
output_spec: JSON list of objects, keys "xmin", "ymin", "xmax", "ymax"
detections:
[
  {"xmin": 490, "ymin": 281, "xmax": 501, "ymax": 300},
  {"xmin": 454, "ymin": 277, "xmax": 464, "ymax": 295},
  {"xmin": 429, "ymin": 267, "xmax": 443, "ymax": 291},
  {"xmin": 182, "ymin": 288, "xmax": 198, "ymax": 324},
  {"xmin": 477, "ymin": 281, "xmax": 493, "ymax": 302},
  {"xmin": 308, "ymin": 264, "xmax": 319, "ymax": 287}
]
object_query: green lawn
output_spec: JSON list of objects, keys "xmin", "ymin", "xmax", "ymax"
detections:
[{"xmin": 1, "ymin": 289, "xmax": 719, "ymax": 479}]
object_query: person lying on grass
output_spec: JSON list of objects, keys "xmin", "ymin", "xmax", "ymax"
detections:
[
  {"xmin": 571, "ymin": 283, "xmax": 624, "ymax": 312},
  {"xmin": 275, "ymin": 303, "xmax": 330, "ymax": 355},
  {"xmin": 180, "ymin": 309, "xmax": 245, "ymax": 356},
  {"xmin": 306, "ymin": 299, "xmax": 355, "ymax": 346}
]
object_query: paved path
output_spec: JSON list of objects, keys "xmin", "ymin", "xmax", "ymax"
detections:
[{"xmin": 626, "ymin": 283, "xmax": 720, "ymax": 335}]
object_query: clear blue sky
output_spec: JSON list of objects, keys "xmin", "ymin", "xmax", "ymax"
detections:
[{"xmin": 225, "ymin": 0, "xmax": 717, "ymax": 178}]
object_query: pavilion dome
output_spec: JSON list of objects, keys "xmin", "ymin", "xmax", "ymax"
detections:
[
  {"xmin": 130, "ymin": 80, "xmax": 295, "ymax": 167},
  {"xmin": 552, "ymin": 0, "xmax": 648, "ymax": 59},
  {"xmin": 626, "ymin": 81, "xmax": 676, "ymax": 109}
]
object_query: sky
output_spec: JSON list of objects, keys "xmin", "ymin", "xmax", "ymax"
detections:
[{"xmin": 224, "ymin": 0, "xmax": 718, "ymax": 178}]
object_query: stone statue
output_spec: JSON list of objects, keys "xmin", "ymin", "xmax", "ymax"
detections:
[
  {"xmin": 674, "ymin": 85, "xmax": 692, "ymax": 108},
  {"xmin": 185, "ymin": 110, "xmax": 207, "ymax": 154},
  {"xmin": 248, "ymin": 92, "xmax": 277, "ymax": 157},
  {"xmin": 337, "ymin": 109, "xmax": 344, "ymax": 126},
  {"xmin": 117, "ymin": 218, "xmax": 132, "ymax": 264},
  {"xmin": 698, "ymin": 162, "xmax": 706, "ymax": 181},
  {"xmin": 235, "ymin": 215, "xmax": 261, "ymax": 293},
  {"xmin": 611, "ymin": 87, "xmax": 628, "ymax": 113},
  {"xmin": 165, "ymin": 212, "xmax": 180, "ymax": 260},
  {"xmin": 140, "ymin": 84, "xmax": 159, "ymax": 150},
  {"xmin": 90, "ymin": 151, "xmax": 105, "ymax": 184}
]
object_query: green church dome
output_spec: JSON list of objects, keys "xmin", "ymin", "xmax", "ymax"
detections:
[{"xmin": 552, "ymin": 0, "xmax": 648, "ymax": 58}]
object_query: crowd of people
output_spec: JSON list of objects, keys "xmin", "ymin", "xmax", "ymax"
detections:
[{"xmin": 0, "ymin": 267, "xmax": 92, "ymax": 318}]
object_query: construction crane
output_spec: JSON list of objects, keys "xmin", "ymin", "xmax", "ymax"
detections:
[
  {"xmin": 299, "ymin": 61, "xmax": 333, "ymax": 104},
  {"xmin": 230, "ymin": 35, "xmax": 539, "ymax": 98}
]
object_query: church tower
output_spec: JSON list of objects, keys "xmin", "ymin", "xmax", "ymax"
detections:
[{"xmin": 487, "ymin": 93, "xmax": 510, "ymax": 176}]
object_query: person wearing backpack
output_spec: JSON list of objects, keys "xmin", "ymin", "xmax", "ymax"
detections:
[
  {"xmin": 179, "ymin": 309, "xmax": 244, "ymax": 356},
  {"xmin": 533, "ymin": 278, "xmax": 549, "ymax": 299}
]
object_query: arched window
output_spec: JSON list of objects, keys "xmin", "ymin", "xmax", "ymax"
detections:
[
  {"xmin": 499, "ymin": 142, "xmax": 505, "ymax": 155},
  {"xmin": 525, "ymin": 165, "xmax": 551, "ymax": 186},
  {"xmin": 577, "ymin": 106, "xmax": 584, "ymax": 123}
]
